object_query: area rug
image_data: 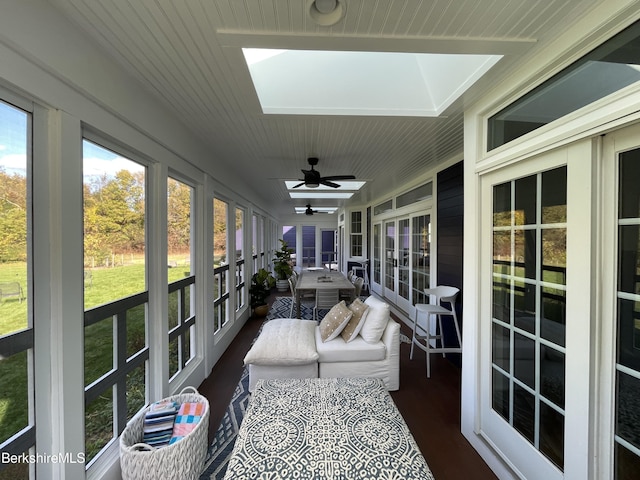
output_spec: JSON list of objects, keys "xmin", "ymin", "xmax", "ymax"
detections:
[{"xmin": 199, "ymin": 297, "xmax": 313, "ymax": 479}]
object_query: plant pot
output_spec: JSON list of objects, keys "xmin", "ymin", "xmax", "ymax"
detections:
[
  {"xmin": 253, "ymin": 304, "xmax": 269, "ymax": 317},
  {"xmin": 276, "ymin": 279, "xmax": 289, "ymax": 292}
]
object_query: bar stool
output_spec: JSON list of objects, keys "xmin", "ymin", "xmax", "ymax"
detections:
[
  {"xmin": 411, "ymin": 286, "xmax": 461, "ymax": 378},
  {"xmin": 352, "ymin": 260, "xmax": 369, "ymax": 293}
]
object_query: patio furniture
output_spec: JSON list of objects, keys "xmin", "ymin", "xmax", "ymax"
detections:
[
  {"xmin": 352, "ymin": 259, "xmax": 370, "ymax": 292},
  {"xmin": 313, "ymin": 288, "xmax": 340, "ymax": 321},
  {"xmin": 0, "ymin": 282, "xmax": 24, "ymax": 303},
  {"xmin": 411, "ymin": 286, "xmax": 462, "ymax": 378},
  {"xmin": 294, "ymin": 270, "xmax": 355, "ymax": 318},
  {"xmin": 244, "ymin": 296, "xmax": 400, "ymax": 392}
]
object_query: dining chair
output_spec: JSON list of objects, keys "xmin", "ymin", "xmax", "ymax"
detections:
[
  {"xmin": 411, "ymin": 286, "xmax": 462, "ymax": 378},
  {"xmin": 352, "ymin": 277, "xmax": 364, "ymax": 299},
  {"xmin": 288, "ymin": 276, "xmax": 314, "ymax": 318},
  {"xmin": 313, "ymin": 288, "xmax": 340, "ymax": 322}
]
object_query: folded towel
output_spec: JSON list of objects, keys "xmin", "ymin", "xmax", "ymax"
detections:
[
  {"xmin": 143, "ymin": 400, "xmax": 179, "ymax": 448},
  {"xmin": 168, "ymin": 402, "xmax": 204, "ymax": 445}
]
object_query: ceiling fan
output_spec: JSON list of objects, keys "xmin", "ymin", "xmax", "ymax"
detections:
[
  {"xmin": 305, "ymin": 204, "xmax": 320, "ymax": 215},
  {"xmin": 293, "ymin": 157, "xmax": 356, "ymax": 188}
]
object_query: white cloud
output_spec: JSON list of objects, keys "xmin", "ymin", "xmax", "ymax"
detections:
[
  {"xmin": 0, "ymin": 153, "xmax": 26, "ymax": 173},
  {"xmin": 83, "ymin": 155, "xmax": 145, "ymax": 178}
]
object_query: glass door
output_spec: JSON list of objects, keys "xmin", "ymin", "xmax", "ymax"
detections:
[
  {"xmin": 371, "ymin": 222, "xmax": 382, "ymax": 295},
  {"xmin": 602, "ymin": 125, "xmax": 640, "ymax": 479},
  {"xmin": 479, "ymin": 141, "xmax": 594, "ymax": 480},
  {"xmin": 321, "ymin": 229, "xmax": 337, "ymax": 270},
  {"xmin": 384, "ymin": 220, "xmax": 397, "ymax": 302},
  {"xmin": 397, "ymin": 217, "xmax": 411, "ymax": 312},
  {"xmin": 411, "ymin": 213, "xmax": 431, "ymax": 307}
]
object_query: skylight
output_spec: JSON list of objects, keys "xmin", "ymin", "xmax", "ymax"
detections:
[{"xmin": 243, "ymin": 48, "xmax": 502, "ymax": 117}]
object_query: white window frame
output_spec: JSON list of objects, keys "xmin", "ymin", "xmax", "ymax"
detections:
[{"xmin": 478, "ymin": 140, "xmax": 594, "ymax": 480}]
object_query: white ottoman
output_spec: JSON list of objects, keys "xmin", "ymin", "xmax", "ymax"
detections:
[{"xmin": 244, "ymin": 318, "xmax": 319, "ymax": 392}]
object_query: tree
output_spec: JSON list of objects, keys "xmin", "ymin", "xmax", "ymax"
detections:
[
  {"xmin": 0, "ymin": 169, "xmax": 27, "ymax": 262},
  {"xmin": 167, "ymin": 179, "xmax": 191, "ymax": 254},
  {"xmin": 83, "ymin": 170, "xmax": 145, "ymax": 265}
]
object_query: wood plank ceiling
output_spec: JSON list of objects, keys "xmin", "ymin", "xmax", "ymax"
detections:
[{"xmin": 48, "ymin": 0, "xmax": 599, "ymax": 217}]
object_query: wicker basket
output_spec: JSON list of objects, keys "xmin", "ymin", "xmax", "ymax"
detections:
[{"xmin": 119, "ymin": 386, "xmax": 210, "ymax": 480}]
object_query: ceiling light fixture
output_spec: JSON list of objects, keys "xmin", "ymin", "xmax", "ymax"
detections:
[{"xmin": 308, "ymin": 0, "xmax": 345, "ymax": 26}]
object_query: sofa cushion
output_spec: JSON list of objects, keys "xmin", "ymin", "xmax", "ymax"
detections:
[
  {"xmin": 340, "ymin": 298, "xmax": 369, "ymax": 343},
  {"xmin": 244, "ymin": 318, "xmax": 319, "ymax": 366},
  {"xmin": 319, "ymin": 301, "xmax": 352, "ymax": 342},
  {"xmin": 361, "ymin": 296, "xmax": 391, "ymax": 343},
  {"xmin": 315, "ymin": 327, "xmax": 386, "ymax": 363}
]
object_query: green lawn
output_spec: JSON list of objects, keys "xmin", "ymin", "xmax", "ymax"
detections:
[{"xmin": 0, "ymin": 259, "xmax": 192, "ymax": 460}]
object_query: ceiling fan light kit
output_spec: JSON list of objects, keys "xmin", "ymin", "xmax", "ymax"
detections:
[{"xmin": 293, "ymin": 157, "xmax": 356, "ymax": 189}]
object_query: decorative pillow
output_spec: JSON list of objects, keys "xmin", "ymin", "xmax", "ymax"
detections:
[
  {"xmin": 340, "ymin": 299, "xmax": 370, "ymax": 343},
  {"xmin": 360, "ymin": 296, "xmax": 390, "ymax": 343},
  {"xmin": 319, "ymin": 301, "xmax": 353, "ymax": 342}
]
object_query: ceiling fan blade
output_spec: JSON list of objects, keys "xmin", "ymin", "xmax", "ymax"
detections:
[
  {"xmin": 321, "ymin": 175, "xmax": 356, "ymax": 181},
  {"xmin": 292, "ymin": 181, "xmax": 306, "ymax": 189},
  {"xmin": 320, "ymin": 180, "xmax": 341, "ymax": 188}
]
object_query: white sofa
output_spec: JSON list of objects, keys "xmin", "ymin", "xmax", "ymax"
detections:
[
  {"xmin": 244, "ymin": 296, "xmax": 400, "ymax": 392},
  {"xmin": 315, "ymin": 316, "xmax": 399, "ymax": 390}
]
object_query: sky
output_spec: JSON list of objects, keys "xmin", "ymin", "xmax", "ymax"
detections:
[{"xmin": 0, "ymin": 100, "xmax": 144, "ymax": 179}]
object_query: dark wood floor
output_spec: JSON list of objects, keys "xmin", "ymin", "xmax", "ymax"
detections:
[{"xmin": 197, "ymin": 292, "xmax": 497, "ymax": 480}]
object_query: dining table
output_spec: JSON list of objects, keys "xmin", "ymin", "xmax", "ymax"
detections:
[{"xmin": 294, "ymin": 269, "xmax": 355, "ymax": 318}]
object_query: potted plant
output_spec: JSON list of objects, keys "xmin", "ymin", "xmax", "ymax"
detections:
[
  {"xmin": 273, "ymin": 239, "xmax": 294, "ymax": 292},
  {"xmin": 249, "ymin": 268, "xmax": 276, "ymax": 317}
]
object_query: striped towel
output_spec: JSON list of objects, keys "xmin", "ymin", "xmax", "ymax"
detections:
[
  {"xmin": 168, "ymin": 402, "xmax": 205, "ymax": 445},
  {"xmin": 143, "ymin": 401, "xmax": 179, "ymax": 448}
]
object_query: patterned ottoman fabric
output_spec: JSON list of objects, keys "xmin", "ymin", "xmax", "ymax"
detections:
[{"xmin": 224, "ymin": 377, "xmax": 434, "ymax": 479}]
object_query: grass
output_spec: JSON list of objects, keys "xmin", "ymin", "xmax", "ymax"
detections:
[{"xmin": 0, "ymin": 257, "xmax": 193, "ymax": 462}]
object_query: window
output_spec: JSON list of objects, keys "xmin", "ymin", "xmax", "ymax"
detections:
[
  {"xmin": 491, "ymin": 166, "xmax": 567, "ymax": 470},
  {"xmin": 614, "ymin": 148, "xmax": 640, "ymax": 477},
  {"xmin": 82, "ymin": 140, "xmax": 148, "ymax": 464},
  {"xmin": 252, "ymin": 214, "xmax": 262, "ymax": 271},
  {"xmin": 213, "ymin": 198, "xmax": 229, "ymax": 332},
  {"xmin": 350, "ymin": 211, "xmax": 363, "ymax": 257},
  {"xmin": 235, "ymin": 207, "xmax": 245, "ymax": 310},
  {"xmin": 0, "ymin": 99, "xmax": 32, "ymax": 478},
  {"xmin": 283, "ymin": 226, "xmax": 296, "ymax": 266},
  {"xmin": 396, "ymin": 182, "xmax": 432, "ymax": 209},
  {"xmin": 488, "ymin": 20, "xmax": 640, "ymax": 150},
  {"xmin": 167, "ymin": 177, "xmax": 195, "ymax": 379},
  {"xmin": 374, "ymin": 199, "xmax": 393, "ymax": 216}
]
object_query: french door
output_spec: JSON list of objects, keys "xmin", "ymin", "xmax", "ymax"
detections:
[
  {"xmin": 372, "ymin": 214, "xmax": 431, "ymax": 313},
  {"xmin": 383, "ymin": 219, "xmax": 397, "ymax": 302},
  {"xmin": 479, "ymin": 141, "xmax": 593, "ymax": 479},
  {"xmin": 601, "ymin": 124, "xmax": 640, "ymax": 479}
]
